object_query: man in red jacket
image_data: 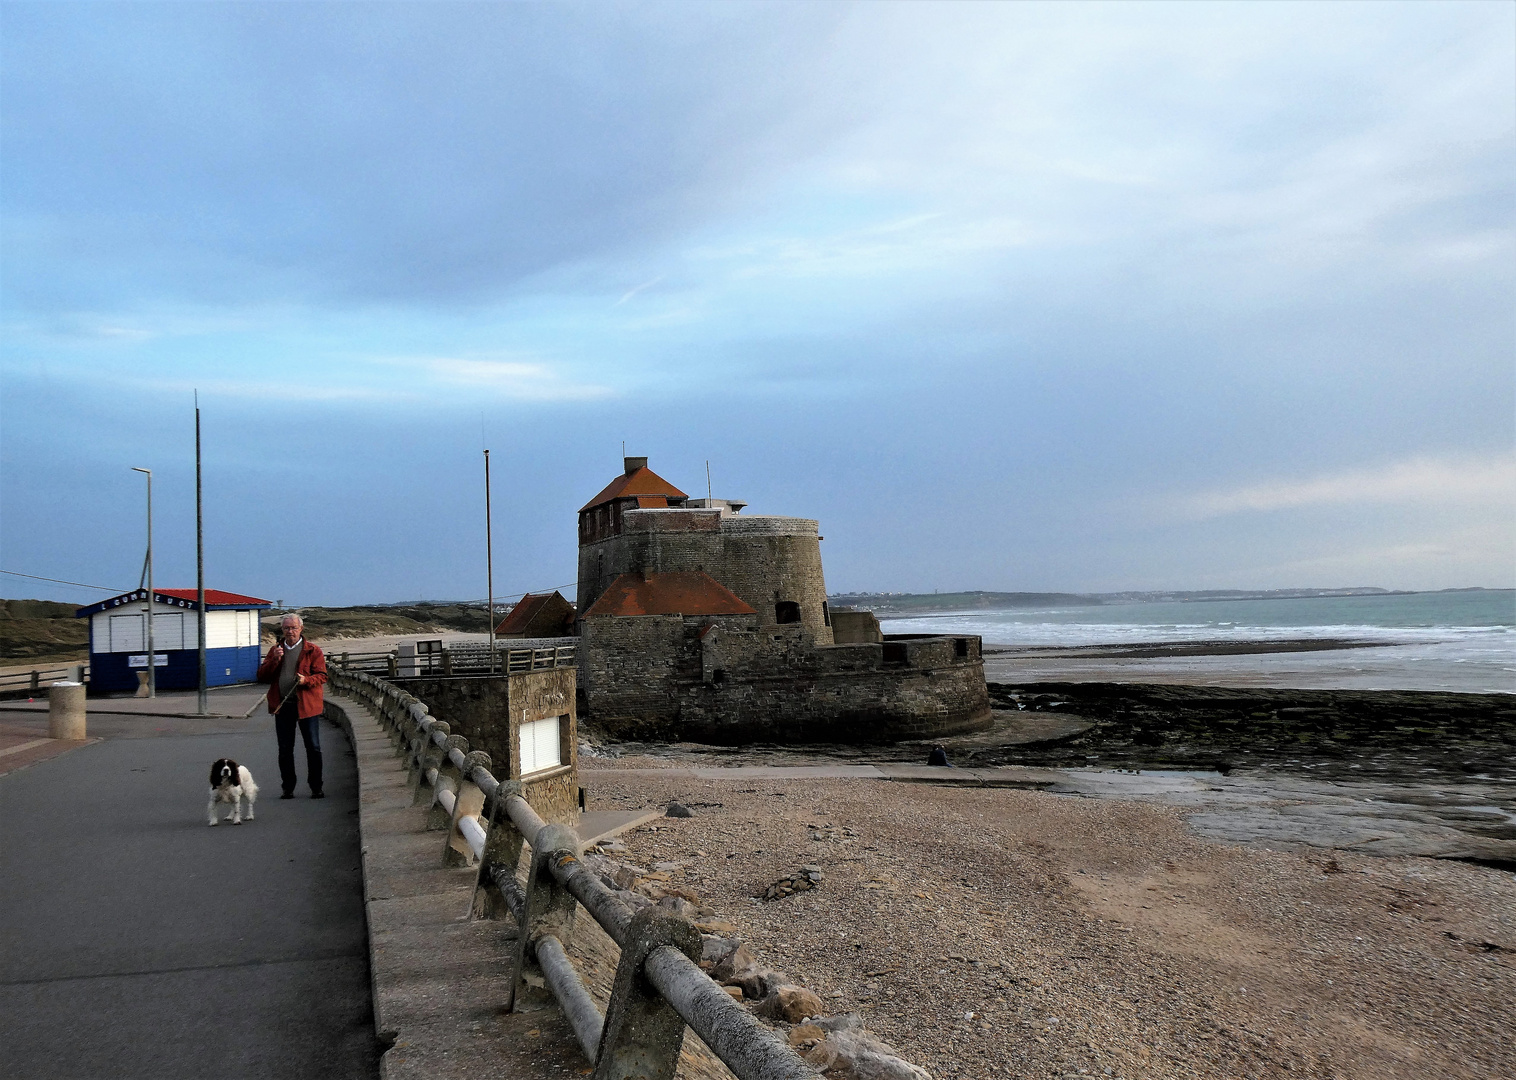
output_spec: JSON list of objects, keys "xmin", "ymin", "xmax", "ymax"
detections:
[{"xmin": 256, "ymin": 613, "xmax": 328, "ymax": 799}]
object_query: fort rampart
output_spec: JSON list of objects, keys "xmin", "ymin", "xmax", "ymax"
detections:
[{"xmin": 580, "ymin": 615, "xmax": 991, "ymax": 743}]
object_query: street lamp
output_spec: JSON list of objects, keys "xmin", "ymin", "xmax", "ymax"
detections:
[{"xmin": 131, "ymin": 466, "xmax": 155, "ymax": 698}]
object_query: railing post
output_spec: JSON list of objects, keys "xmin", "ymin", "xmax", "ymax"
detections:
[
  {"xmin": 443, "ymin": 750, "xmax": 491, "ymax": 867},
  {"xmin": 30, "ymin": 670, "xmax": 39, "ymax": 692},
  {"xmin": 412, "ymin": 720, "xmax": 448, "ymax": 804},
  {"xmin": 507, "ymin": 823, "xmax": 583, "ymax": 1013},
  {"xmin": 593, "ymin": 909, "xmax": 704, "ymax": 1080},
  {"xmin": 386, "ymin": 654, "xmax": 398, "ymax": 679},
  {"xmin": 428, "ymin": 734, "xmax": 468, "ymax": 830},
  {"xmin": 473, "ymin": 779, "xmax": 526, "ymax": 920}
]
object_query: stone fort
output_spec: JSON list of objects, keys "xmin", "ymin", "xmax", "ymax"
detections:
[{"xmin": 573, "ymin": 457, "xmax": 992, "ymax": 742}]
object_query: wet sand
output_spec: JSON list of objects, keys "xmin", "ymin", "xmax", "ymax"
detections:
[{"xmin": 983, "ymin": 638, "xmax": 1514, "ymax": 694}]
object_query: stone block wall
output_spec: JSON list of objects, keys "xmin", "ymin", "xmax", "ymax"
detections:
[
  {"xmin": 578, "ymin": 510, "xmax": 833, "ymax": 644},
  {"xmin": 831, "ymin": 610, "xmax": 883, "ymax": 644},
  {"xmin": 396, "ymin": 667, "xmax": 579, "ymax": 826},
  {"xmin": 680, "ymin": 661, "xmax": 992, "ymax": 744},
  {"xmin": 580, "ymin": 614, "xmax": 991, "ymax": 744}
]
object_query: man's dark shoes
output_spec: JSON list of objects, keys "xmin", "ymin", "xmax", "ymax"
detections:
[
  {"xmin": 280, "ymin": 791, "xmax": 295, "ymax": 800},
  {"xmin": 311, "ymin": 791, "xmax": 325, "ymax": 799}
]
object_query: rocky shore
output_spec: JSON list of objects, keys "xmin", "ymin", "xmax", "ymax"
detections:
[{"xmin": 972, "ymin": 682, "xmax": 1516, "ymax": 785}]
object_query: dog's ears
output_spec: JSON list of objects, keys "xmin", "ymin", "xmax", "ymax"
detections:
[{"xmin": 210, "ymin": 761, "xmax": 224, "ymax": 787}]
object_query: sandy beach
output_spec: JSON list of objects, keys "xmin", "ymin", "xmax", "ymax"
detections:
[{"xmin": 582, "ymin": 765, "xmax": 1514, "ymax": 1080}]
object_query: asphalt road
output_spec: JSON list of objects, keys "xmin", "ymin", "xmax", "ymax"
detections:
[{"xmin": 0, "ymin": 710, "xmax": 381, "ymax": 1079}]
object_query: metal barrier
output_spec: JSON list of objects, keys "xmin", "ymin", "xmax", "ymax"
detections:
[
  {"xmin": 329, "ymin": 668, "xmax": 816, "ymax": 1080},
  {"xmin": 329, "ymin": 643, "xmax": 576, "ymax": 678}
]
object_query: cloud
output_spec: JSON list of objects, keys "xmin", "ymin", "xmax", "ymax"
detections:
[
  {"xmin": 399, "ymin": 356, "xmax": 613, "ymax": 401},
  {"xmin": 139, "ymin": 377, "xmax": 404, "ymax": 404},
  {"xmin": 1179, "ymin": 453, "xmax": 1516, "ymax": 519},
  {"xmin": 614, "ymin": 276, "xmax": 665, "ymax": 306}
]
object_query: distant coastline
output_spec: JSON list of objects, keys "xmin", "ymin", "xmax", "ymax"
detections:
[{"xmin": 828, "ymin": 585, "xmax": 1507, "ymax": 616}]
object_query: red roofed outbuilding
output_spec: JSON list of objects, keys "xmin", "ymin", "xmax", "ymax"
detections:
[{"xmin": 495, "ymin": 591, "xmax": 576, "ymax": 638}]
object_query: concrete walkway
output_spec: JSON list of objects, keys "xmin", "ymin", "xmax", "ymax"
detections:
[{"xmin": 0, "ymin": 692, "xmax": 382, "ymax": 1079}]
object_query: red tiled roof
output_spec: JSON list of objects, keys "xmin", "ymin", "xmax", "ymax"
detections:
[
  {"xmin": 579, "ymin": 466, "xmax": 687, "ymax": 513},
  {"xmin": 494, "ymin": 591, "xmax": 573, "ymax": 636},
  {"xmin": 582, "ymin": 572, "xmax": 755, "ymax": 618},
  {"xmin": 151, "ymin": 589, "xmax": 272, "ymax": 607}
]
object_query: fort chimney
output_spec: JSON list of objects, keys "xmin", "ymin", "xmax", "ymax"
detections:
[{"xmin": 624, "ymin": 456, "xmax": 648, "ymax": 475}]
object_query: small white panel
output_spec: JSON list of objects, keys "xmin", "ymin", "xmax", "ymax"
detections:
[
  {"xmin": 518, "ymin": 715, "xmax": 562, "ymax": 777},
  {"xmin": 110, "ymin": 614, "xmax": 144, "ymax": 653},
  {"xmin": 205, "ymin": 610, "xmax": 238, "ymax": 649},
  {"xmin": 151, "ymin": 612, "xmax": 184, "ymax": 650}
]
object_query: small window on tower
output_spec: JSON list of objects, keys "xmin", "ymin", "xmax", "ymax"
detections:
[
  {"xmin": 775, "ymin": 601, "xmax": 801, "ymax": 624},
  {"xmin": 822, "ymin": 601, "xmax": 831, "ymax": 626}
]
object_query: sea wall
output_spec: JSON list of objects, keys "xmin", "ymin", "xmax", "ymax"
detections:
[{"xmin": 580, "ymin": 616, "xmax": 991, "ymax": 743}]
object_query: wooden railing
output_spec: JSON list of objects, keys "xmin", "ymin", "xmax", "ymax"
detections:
[{"xmin": 0, "ymin": 663, "xmax": 86, "ymax": 699}]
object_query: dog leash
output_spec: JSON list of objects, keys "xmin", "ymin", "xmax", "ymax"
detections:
[{"xmin": 240, "ymin": 647, "xmax": 308, "ymax": 719}]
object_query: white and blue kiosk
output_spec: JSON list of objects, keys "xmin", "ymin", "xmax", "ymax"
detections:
[{"xmin": 76, "ymin": 589, "xmax": 272, "ymax": 694}]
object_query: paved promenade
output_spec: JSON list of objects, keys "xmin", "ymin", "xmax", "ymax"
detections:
[{"xmin": 0, "ymin": 687, "xmax": 381, "ymax": 1079}]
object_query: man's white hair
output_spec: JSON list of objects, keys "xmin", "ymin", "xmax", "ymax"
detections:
[{"xmin": 281, "ymin": 613, "xmax": 304, "ymax": 628}]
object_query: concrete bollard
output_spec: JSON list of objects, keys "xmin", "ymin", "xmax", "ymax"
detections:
[{"xmin": 49, "ymin": 682, "xmax": 87, "ymax": 740}]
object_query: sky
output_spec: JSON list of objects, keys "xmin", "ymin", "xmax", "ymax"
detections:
[{"xmin": 1, "ymin": 1, "xmax": 1512, "ymax": 608}]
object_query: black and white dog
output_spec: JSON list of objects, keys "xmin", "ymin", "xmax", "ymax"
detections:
[{"xmin": 207, "ymin": 758, "xmax": 258, "ymax": 825}]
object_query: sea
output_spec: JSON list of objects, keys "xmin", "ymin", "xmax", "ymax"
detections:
[{"xmin": 878, "ymin": 590, "xmax": 1516, "ymax": 694}]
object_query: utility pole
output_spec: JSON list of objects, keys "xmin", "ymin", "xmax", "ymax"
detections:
[
  {"xmin": 131, "ymin": 466, "xmax": 155, "ymax": 698},
  {"xmin": 195, "ymin": 394, "xmax": 207, "ymax": 715},
  {"xmin": 484, "ymin": 448, "xmax": 494, "ymax": 674}
]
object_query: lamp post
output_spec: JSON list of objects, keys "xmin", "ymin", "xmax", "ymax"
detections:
[
  {"xmin": 195, "ymin": 396, "xmax": 207, "ymax": 716},
  {"xmin": 484, "ymin": 449, "xmax": 494, "ymax": 674},
  {"xmin": 131, "ymin": 466, "xmax": 155, "ymax": 698}
]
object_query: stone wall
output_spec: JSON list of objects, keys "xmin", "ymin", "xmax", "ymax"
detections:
[
  {"xmin": 578, "ymin": 509, "xmax": 833, "ymax": 644},
  {"xmin": 396, "ymin": 667, "xmax": 579, "ymax": 826},
  {"xmin": 830, "ymin": 610, "xmax": 883, "ymax": 644},
  {"xmin": 580, "ymin": 615, "xmax": 991, "ymax": 743}
]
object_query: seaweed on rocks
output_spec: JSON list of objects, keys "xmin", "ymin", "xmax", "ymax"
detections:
[{"xmin": 977, "ymin": 682, "xmax": 1516, "ymax": 784}]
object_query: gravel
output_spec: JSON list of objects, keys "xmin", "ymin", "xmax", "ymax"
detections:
[{"xmin": 586, "ymin": 762, "xmax": 1515, "ymax": 1080}]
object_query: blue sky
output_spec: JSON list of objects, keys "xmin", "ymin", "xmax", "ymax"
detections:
[{"xmin": 2, "ymin": 1, "xmax": 1512, "ymax": 607}]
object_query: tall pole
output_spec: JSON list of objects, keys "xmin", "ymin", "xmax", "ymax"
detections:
[
  {"xmin": 484, "ymin": 449, "xmax": 494, "ymax": 674},
  {"xmin": 195, "ymin": 394, "xmax": 207, "ymax": 715},
  {"xmin": 131, "ymin": 467, "xmax": 155, "ymax": 698}
]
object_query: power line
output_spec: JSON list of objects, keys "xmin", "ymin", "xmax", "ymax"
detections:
[{"xmin": 1, "ymin": 569, "xmax": 125, "ymax": 592}]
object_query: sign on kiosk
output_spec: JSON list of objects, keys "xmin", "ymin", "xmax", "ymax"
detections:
[{"xmin": 128, "ymin": 654, "xmax": 169, "ymax": 668}]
